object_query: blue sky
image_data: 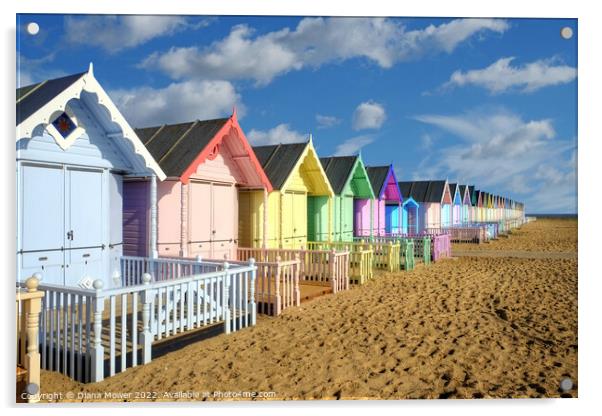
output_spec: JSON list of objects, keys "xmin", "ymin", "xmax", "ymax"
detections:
[{"xmin": 16, "ymin": 15, "xmax": 577, "ymax": 213}]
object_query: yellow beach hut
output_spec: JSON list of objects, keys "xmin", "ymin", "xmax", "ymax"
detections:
[{"xmin": 239, "ymin": 138, "xmax": 334, "ymax": 249}]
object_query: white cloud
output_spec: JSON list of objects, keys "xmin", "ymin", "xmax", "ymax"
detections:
[
  {"xmin": 352, "ymin": 101, "xmax": 386, "ymax": 130},
  {"xmin": 421, "ymin": 133, "xmax": 434, "ymax": 149},
  {"xmin": 17, "ymin": 53, "xmax": 64, "ymax": 87},
  {"xmin": 443, "ymin": 57, "xmax": 577, "ymax": 93},
  {"xmin": 316, "ymin": 114, "xmax": 342, "ymax": 129},
  {"xmin": 141, "ymin": 17, "xmax": 508, "ymax": 85},
  {"xmin": 334, "ymin": 134, "xmax": 376, "ymax": 156},
  {"xmin": 64, "ymin": 15, "xmax": 207, "ymax": 52},
  {"xmin": 247, "ymin": 124, "xmax": 308, "ymax": 146},
  {"xmin": 109, "ymin": 80, "xmax": 241, "ymax": 127},
  {"xmin": 414, "ymin": 108, "xmax": 576, "ymax": 212}
]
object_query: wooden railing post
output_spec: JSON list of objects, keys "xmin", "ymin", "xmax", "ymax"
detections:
[
  {"xmin": 329, "ymin": 249, "xmax": 336, "ymax": 293},
  {"xmin": 274, "ymin": 256, "xmax": 282, "ymax": 316},
  {"xmin": 22, "ymin": 275, "xmax": 44, "ymax": 403},
  {"xmin": 294, "ymin": 254, "xmax": 301, "ymax": 306},
  {"xmin": 248, "ymin": 258, "xmax": 257, "ymax": 326},
  {"xmin": 222, "ymin": 262, "xmax": 231, "ymax": 335},
  {"xmin": 140, "ymin": 273, "xmax": 154, "ymax": 364},
  {"xmin": 91, "ymin": 279, "xmax": 105, "ymax": 382}
]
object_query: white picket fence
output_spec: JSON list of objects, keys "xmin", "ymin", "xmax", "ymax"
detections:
[{"xmin": 17, "ymin": 256, "xmax": 256, "ymax": 383}]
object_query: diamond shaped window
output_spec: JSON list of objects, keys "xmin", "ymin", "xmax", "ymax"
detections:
[{"xmin": 51, "ymin": 112, "xmax": 77, "ymax": 139}]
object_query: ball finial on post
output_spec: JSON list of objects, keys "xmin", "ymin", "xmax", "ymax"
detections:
[
  {"xmin": 25, "ymin": 274, "xmax": 40, "ymax": 292},
  {"xmin": 93, "ymin": 279, "xmax": 104, "ymax": 290},
  {"xmin": 142, "ymin": 273, "xmax": 152, "ymax": 284},
  {"xmin": 249, "ymin": 257, "xmax": 256, "ymax": 266}
]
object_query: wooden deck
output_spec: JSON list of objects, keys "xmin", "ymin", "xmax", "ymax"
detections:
[{"xmin": 299, "ymin": 283, "xmax": 333, "ymax": 302}]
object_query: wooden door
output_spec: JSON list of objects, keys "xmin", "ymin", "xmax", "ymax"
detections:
[
  {"xmin": 292, "ymin": 192, "xmax": 307, "ymax": 248},
  {"xmin": 281, "ymin": 192, "xmax": 295, "ymax": 248},
  {"xmin": 211, "ymin": 183, "xmax": 237, "ymax": 259},
  {"xmin": 341, "ymin": 195, "xmax": 354, "ymax": 241},
  {"xmin": 19, "ymin": 163, "xmax": 65, "ymax": 284},
  {"xmin": 353, "ymin": 199, "xmax": 371, "ymax": 237},
  {"xmin": 189, "ymin": 181, "xmax": 212, "ymax": 258},
  {"xmin": 64, "ymin": 168, "xmax": 104, "ymax": 287}
]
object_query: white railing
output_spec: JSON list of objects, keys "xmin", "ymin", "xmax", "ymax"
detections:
[
  {"xmin": 18, "ymin": 256, "xmax": 256, "ymax": 384},
  {"xmin": 121, "ymin": 256, "xmax": 222, "ymax": 286}
]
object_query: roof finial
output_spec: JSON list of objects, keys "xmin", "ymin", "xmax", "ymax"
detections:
[
  {"xmin": 308, "ymin": 133, "xmax": 313, "ymax": 143},
  {"xmin": 232, "ymin": 105, "xmax": 237, "ymax": 121},
  {"xmin": 88, "ymin": 62, "xmax": 94, "ymax": 75}
]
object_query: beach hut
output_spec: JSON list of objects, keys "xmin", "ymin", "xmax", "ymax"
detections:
[
  {"xmin": 468, "ymin": 185, "xmax": 477, "ymax": 223},
  {"xmin": 361, "ymin": 165, "xmax": 402, "ymax": 236},
  {"xmin": 460, "ymin": 185, "xmax": 472, "ymax": 224},
  {"xmin": 319, "ymin": 155, "xmax": 375, "ymax": 242},
  {"xmin": 400, "ymin": 180, "xmax": 452, "ymax": 231},
  {"xmin": 476, "ymin": 190, "xmax": 484, "ymax": 222},
  {"xmin": 251, "ymin": 140, "xmax": 334, "ymax": 248},
  {"xmin": 123, "ymin": 111, "xmax": 272, "ymax": 260},
  {"xmin": 16, "ymin": 66, "xmax": 166, "ymax": 287},
  {"xmin": 449, "ymin": 183, "xmax": 462, "ymax": 226},
  {"xmin": 397, "ymin": 182, "xmax": 420, "ymax": 235},
  {"xmin": 485, "ymin": 192, "xmax": 494, "ymax": 222}
]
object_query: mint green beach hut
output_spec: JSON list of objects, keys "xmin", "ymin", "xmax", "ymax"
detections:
[{"xmin": 320, "ymin": 155, "xmax": 375, "ymax": 242}]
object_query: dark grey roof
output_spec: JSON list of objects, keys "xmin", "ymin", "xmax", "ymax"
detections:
[
  {"xmin": 319, "ymin": 156, "xmax": 356, "ymax": 195},
  {"xmin": 397, "ymin": 180, "xmax": 447, "ymax": 203},
  {"xmin": 410, "ymin": 181, "xmax": 431, "ymax": 202},
  {"xmin": 426, "ymin": 180, "xmax": 447, "ymax": 203},
  {"xmin": 459, "ymin": 185, "xmax": 467, "ymax": 199},
  {"xmin": 366, "ymin": 166, "xmax": 390, "ymax": 195},
  {"xmin": 397, "ymin": 181, "xmax": 413, "ymax": 200},
  {"xmin": 135, "ymin": 118, "xmax": 229, "ymax": 177},
  {"xmin": 469, "ymin": 185, "xmax": 476, "ymax": 206},
  {"xmin": 449, "ymin": 183, "xmax": 458, "ymax": 200},
  {"xmin": 16, "ymin": 72, "xmax": 86, "ymax": 125},
  {"xmin": 252, "ymin": 143, "xmax": 308, "ymax": 190}
]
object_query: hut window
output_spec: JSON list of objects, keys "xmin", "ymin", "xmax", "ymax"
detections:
[{"xmin": 51, "ymin": 112, "xmax": 77, "ymax": 139}]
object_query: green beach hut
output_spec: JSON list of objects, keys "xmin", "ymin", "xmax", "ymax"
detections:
[{"xmin": 319, "ymin": 155, "xmax": 375, "ymax": 242}]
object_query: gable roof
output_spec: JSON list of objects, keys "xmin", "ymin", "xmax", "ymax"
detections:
[
  {"xmin": 136, "ymin": 113, "xmax": 272, "ymax": 189},
  {"xmin": 426, "ymin": 180, "xmax": 448, "ymax": 203},
  {"xmin": 366, "ymin": 165, "xmax": 401, "ymax": 201},
  {"xmin": 320, "ymin": 156, "xmax": 357, "ymax": 195},
  {"xmin": 449, "ymin": 183, "xmax": 461, "ymax": 204},
  {"xmin": 366, "ymin": 166, "xmax": 390, "ymax": 195},
  {"xmin": 460, "ymin": 185, "xmax": 471, "ymax": 205},
  {"xmin": 469, "ymin": 185, "xmax": 477, "ymax": 206},
  {"xmin": 400, "ymin": 181, "xmax": 431, "ymax": 203},
  {"xmin": 136, "ymin": 118, "xmax": 229, "ymax": 177},
  {"xmin": 253, "ymin": 142, "xmax": 308, "ymax": 190},
  {"xmin": 17, "ymin": 72, "xmax": 86, "ymax": 126},
  {"xmin": 16, "ymin": 65, "xmax": 165, "ymax": 180},
  {"xmin": 397, "ymin": 181, "xmax": 413, "ymax": 200}
]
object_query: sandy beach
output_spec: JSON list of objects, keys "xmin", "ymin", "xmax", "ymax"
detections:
[{"xmin": 40, "ymin": 218, "xmax": 578, "ymax": 401}]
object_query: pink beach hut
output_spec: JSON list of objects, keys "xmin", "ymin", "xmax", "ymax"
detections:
[
  {"xmin": 354, "ymin": 165, "xmax": 402, "ymax": 237},
  {"xmin": 123, "ymin": 111, "xmax": 272, "ymax": 260},
  {"xmin": 404, "ymin": 180, "xmax": 452, "ymax": 231}
]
